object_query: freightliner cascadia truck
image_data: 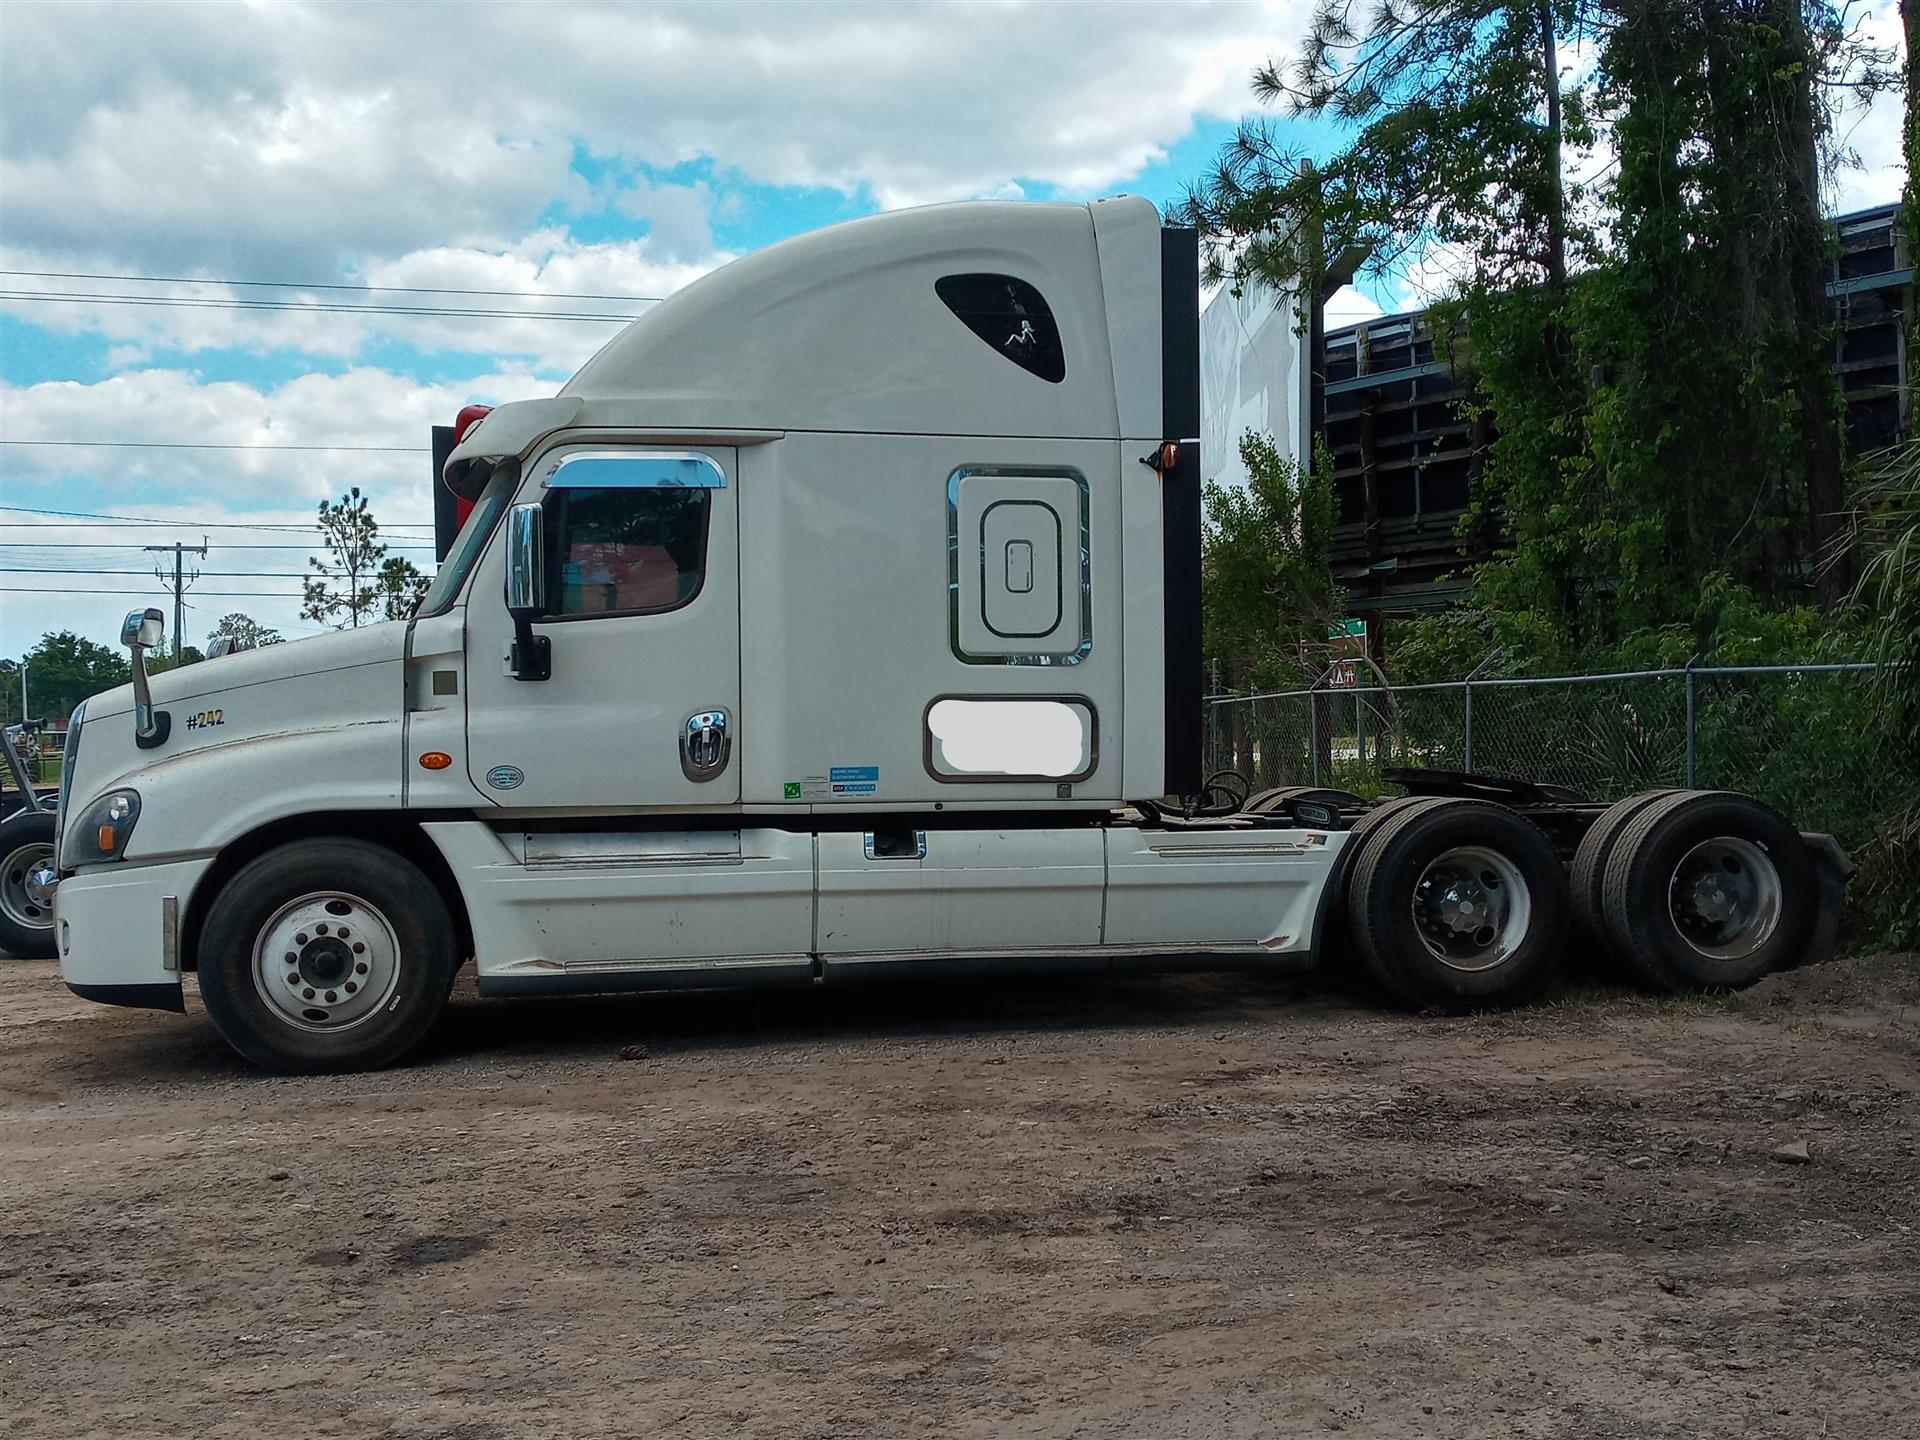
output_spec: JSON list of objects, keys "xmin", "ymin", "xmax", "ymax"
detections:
[{"xmin": 11, "ymin": 196, "xmax": 1847, "ymax": 1072}]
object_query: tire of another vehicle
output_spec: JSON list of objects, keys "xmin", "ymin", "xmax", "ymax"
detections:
[
  {"xmin": 1569, "ymin": 789, "xmax": 1682, "ymax": 962},
  {"xmin": 0, "ymin": 808, "xmax": 59, "ymax": 958},
  {"xmin": 197, "ymin": 838, "xmax": 457, "ymax": 1074},
  {"xmin": 1599, "ymin": 790, "xmax": 1816, "ymax": 993},
  {"xmin": 1346, "ymin": 797, "xmax": 1570, "ymax": 1010}
]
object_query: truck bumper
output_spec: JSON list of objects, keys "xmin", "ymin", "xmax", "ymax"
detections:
[{"xmin": 56, "ymin": 856, "xmax": 214, "ymax": 1013}]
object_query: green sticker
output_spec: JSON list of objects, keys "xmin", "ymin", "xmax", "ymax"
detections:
[{"xmin": 783, "ymin": 780, "xmax": 803, "ymax": 800}]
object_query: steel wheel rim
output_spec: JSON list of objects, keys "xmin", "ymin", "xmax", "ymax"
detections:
[
  {"xmin": 1668, "ymin": 836, "xmax": 1781, "ymax": 961},
  {"xmin": 252, "ymin": 890, "xmax": 402, "ymax": 1033},
  {"xmin": 1, "ymin": 839, "xmax": 57, "ymax": 933},
  {"xmin": 1412, "ymin": 845, "xmax": 1532, "ymax": 973}
]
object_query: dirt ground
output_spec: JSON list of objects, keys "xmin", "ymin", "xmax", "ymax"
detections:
[{"xmin": 1, "ymin": 952, "xmax": 1916, "ymax": 1440}]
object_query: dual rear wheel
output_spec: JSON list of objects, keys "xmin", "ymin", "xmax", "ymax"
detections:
[{"xmin": 1340, "ymin": 789, "xmax": 1819, "ymax": 1010}]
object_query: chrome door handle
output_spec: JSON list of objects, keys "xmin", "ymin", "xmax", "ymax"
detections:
[{"xmin": 679, "ymin": 709, "xmax": 732, "ymax": 781}]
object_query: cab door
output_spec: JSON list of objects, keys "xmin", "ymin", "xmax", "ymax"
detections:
[{"xmin": 463, "ymin": 446, "xmax": 740, "ymax": 810}]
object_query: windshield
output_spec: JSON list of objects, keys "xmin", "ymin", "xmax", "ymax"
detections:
[{"xmin": 417, "ymin": 463, "xmax": 516, "ymax": 617}]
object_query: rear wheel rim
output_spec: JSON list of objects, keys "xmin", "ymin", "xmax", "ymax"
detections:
[
  {"xmin": 1668, "ymin": 836, "xmax": 1781, "ymax": 961},
  {"xmin": 252, "ymin": 890, "xmax": 402, "ymax": 1033},
  {"xmin": 1, "ymin": 839, "xmax": 56, "ymax": 933},
  {"xmin": 1412, "ymin": 845, "xmax": 1532, "ymax": 972}
]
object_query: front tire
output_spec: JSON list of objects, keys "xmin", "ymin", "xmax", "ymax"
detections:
[
  {"xmin": 0, "ymin": 808, "xmax": 59, "ymax": 958},
  {"xmin": 197, "ymin": 838, "xmax": 456, "ymax": 1073}
]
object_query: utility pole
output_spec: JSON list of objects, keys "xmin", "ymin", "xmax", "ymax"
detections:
[{"xmin": 146, "ymin": 537, "xmax": 209, "ymax": 662}]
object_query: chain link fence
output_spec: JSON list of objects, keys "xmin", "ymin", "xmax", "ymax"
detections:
[
  {"xmin": 1206, "ymin": 661, "xmax": 1914, "ymax": 819},
  {"xmin": 1204, "ymin": 662, "xmax": 1919, "ymax": 946}
]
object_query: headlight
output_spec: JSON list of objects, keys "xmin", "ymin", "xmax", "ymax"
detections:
[{"xmin": 67, "ymin": 789, "xmax": 141, "ymax": 866}]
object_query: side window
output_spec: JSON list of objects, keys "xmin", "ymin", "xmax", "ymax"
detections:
[
  {"xmin": 935, "ymin": 273, "xmax": 1066, "ymax": 383},
  {"xmin": 553, "ymin": 489, "xmax": 708, "ymax": 616},
  {"xmin": 539, "ymin": 451, "xmax": 723, "ymax": 619}
]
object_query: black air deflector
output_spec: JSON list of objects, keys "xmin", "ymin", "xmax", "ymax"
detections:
[
  {"xmin": 431, "ymin": 424, "xmax": 460, "ymax": 563},
  {"xmin": 1159, "ymin": 227, "xmax": 1202, "ymax": 798}
]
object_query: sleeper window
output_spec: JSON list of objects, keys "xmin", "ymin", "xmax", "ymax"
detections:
[
  {"xmin": 935, "ymin": 273, "xmax": 1066, "ymax": 383},
  {"xmin": 552, "ymin": 486, "xmax": 709, "ymax": 617}
]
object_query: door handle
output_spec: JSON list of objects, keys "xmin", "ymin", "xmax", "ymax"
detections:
[{"xmin": 679, "ymin": 710, "xmax": 732, "ymax": 781}]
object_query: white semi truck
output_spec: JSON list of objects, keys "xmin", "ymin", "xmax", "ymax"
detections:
[{"xmin": 13, "ymin": 196, "xmax": 1845, "ymax": 1072}]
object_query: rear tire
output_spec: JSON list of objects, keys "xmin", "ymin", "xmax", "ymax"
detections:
[
  {"xmin": 1347, "ymin": 798, "xmax": 1570, "ymax": 1010},
  {"xmin": 197, "ymin": 838, "xmax": 456, "ymax": 1074},
  {"xmin": 0, "ymin": 808, "xmax": 58, "ymax": 958},
  {"xmin": 1569, "ymin": 789, "xmax": 1682, "ymax": 966},
  {"xmin": 1599, "ymin": 790, "xmax": 1815, "ymax": 992}
]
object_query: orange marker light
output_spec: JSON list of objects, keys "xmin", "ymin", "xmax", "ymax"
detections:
[
  {"xmin": 419, "ymin": 752, "xmax": 453, "ymax": 770},
  {"xmin": 98, "ymin": 824, "xmax": 117, "ymax": 853}
]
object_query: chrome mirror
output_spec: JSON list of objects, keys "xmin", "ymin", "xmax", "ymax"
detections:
[
  {"xmin": 121, "ymin": 607, "xmax": 168, "ymax": 747},
  {"xmin": 506, "ymin": 503, "xmax": 546, "ymax": 613},
  {"xmin": 504, "ymin": 503, "xmax": 550, "ymax": 681},
  {"xmin": 122, "ymin": 608, "xmax": 164, "ymax": 651}
]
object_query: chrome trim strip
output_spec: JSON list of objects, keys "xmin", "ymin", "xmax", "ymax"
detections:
[
  {"xmin": 161, "ymin": 894, "xmax": 180, "ymax": 973},
  {"xmin": 542, "ymin": 450, "xmax": 727, "ymax": 490}
]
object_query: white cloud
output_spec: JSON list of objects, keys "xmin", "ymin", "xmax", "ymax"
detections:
[
  {"xmin": 0, "ymin": 231, "xmax": 723, "ymax": 375},
  {"xmin": 0, "ymin": 1, "xmax": 1306, "ymax": 276},
  {"xmin": 0, "ymin": 364, "xmax": 567, "ymax": 650}
]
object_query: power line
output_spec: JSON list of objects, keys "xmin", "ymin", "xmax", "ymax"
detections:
[
  {"xmin": 0, "ymin": 569, "xmax": 397, "ymax": 578},
  {"xmin": 0, "ymin": 291, "xmax": 642, "ymax": 323},
  {"xmin": 0, "ymin": 542, "xmax": 436, "ymax": 550},
  {"xmin": 1, "ymin": 586, "xmax": 304, "ymax": 597},
  {"xmin": 2, "ymin": 503, "xmax": 433, "ymax": 530},
  {"xmin": 0, "ymin": 267, "xmax": 665, "ymax": 304},
  {"xmin": 2, "ymin": 439, "xmax": 428, "ymax": 452}
]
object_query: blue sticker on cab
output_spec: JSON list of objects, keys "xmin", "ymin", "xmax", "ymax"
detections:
[{"xmin": 829, "ymin": 764, "xmax": 879, "ymax": 795}]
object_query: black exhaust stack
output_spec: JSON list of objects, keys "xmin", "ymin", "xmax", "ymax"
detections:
[{"xmin": 1159, "ymin": 227, "xmax": 1203, "ymax": 799}]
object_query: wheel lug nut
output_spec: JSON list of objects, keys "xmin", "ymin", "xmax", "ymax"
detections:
[
  {"xmin": 355, "ymin": 962, "xmax": 369, "ymax": 975},
  {"xmin": 295, "ymin": 933, "xmax": 308, "ymax": 945},
  {"xmin": 303, "ymin": 988, "xmax": 315, "ymax": 1000},
  {"xmin": 337, "ymin": 928, "xmax": 350, "ymax": 940},
  {"xmin": 285, "ymin": 951, "xmax": 297, "ymax": 963},
  {"xmin": 316, "ymin": 924, "xmax": 329, "ymax": 936},
  {"xmin": 287, "ymin": 973, "xmax": 300, "ymax": 985},
  {"xmin": 345, "ymin": 981, "xmax": 358, "ymax": 994},
  {"xmin": 325, "ymin": 991, "xmax": 338, "ymax": 1003},
  {"xmin": 352, "ymin": 943, "xmax": 366, "ymax": 954}
]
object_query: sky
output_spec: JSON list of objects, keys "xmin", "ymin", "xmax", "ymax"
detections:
[{"xmin": 0, "ymin": 0, "xmax": 1906, "ymax": 664}]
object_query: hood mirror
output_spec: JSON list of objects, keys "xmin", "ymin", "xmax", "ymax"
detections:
[{"xmin": 121, "ymin": 608, "xmax": 171, "ymax": 748}]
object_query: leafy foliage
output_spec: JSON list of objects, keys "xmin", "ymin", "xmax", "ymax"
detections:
[
  {"xmin": 1203, "ymin": 432, "xmax": 1342, "ymax": 691},
  {"xmin": 303, "ymin": 487, "xmax": 387, "ymax": 629},
  {"xmin": 16, "ymin": 631, "xmax": 131, "ymax": 723},
  {"xmin": 206, "ymin": 613, "xmax": 284, "ymax": 651},
  {"xmin": 376, "ymin": 557, "xmax": 431, "ymax": 622}
]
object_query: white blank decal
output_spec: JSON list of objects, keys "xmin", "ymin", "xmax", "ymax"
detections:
[{"xmin": 928, "ymin": 699, "xmax": 1089, "ymax": 777}]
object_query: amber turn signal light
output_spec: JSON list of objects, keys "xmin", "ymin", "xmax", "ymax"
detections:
[{"xmin": 418, "ymin": 752, "xmax": 453, "ymax": 770}]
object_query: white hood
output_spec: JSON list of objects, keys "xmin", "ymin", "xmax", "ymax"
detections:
[{"xmin": 82, "ymin": 622, "xmax": 410, "ymax": 720}]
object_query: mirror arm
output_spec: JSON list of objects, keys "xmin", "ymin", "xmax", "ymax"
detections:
[
  {"xmin": 510, "ymin": 617, "xmax": 550, "ymax": 682},
  {"xmin": 123, "ymin": 606, "xmax": 171, "ymax": 748}
]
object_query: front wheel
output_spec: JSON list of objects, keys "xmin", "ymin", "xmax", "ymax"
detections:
[
  {"xmin": 197, "ymin": 838, "xmax": 456, "ymax": 1073},
  {"xmin": 0, "ymin": 808, "xmax": 59, "ymax": 958}
]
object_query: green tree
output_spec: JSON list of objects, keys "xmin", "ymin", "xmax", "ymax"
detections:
[
  {"xmin": 147, "ymin": 646, "xmax": 206, "ymax": 675},
  {"xmin": 19, "ymin": 631, "xmax": 131, "ymax": 721},
  {"xmin": 206, "ymin": 612, "xmax": 283, "ymax": 651},
  {"xmin": 376, "ymin": 556, "xmax": 431, "ymax": 621},
  {"xmin": 1181, "ymin": 0, "xmax": 1590, "ymax": 298},
  {"xmin": 1203, "ymin": 432, "xmax": 1343, "ymax": 692},
  {"xmin": 303, "ymin": 487, "xmax": 386, "ymax": 629}
]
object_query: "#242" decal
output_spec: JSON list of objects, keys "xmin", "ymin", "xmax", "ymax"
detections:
[{"xmin": 185, "ymin": 709, "xmax": 226, "ymax": 731}]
